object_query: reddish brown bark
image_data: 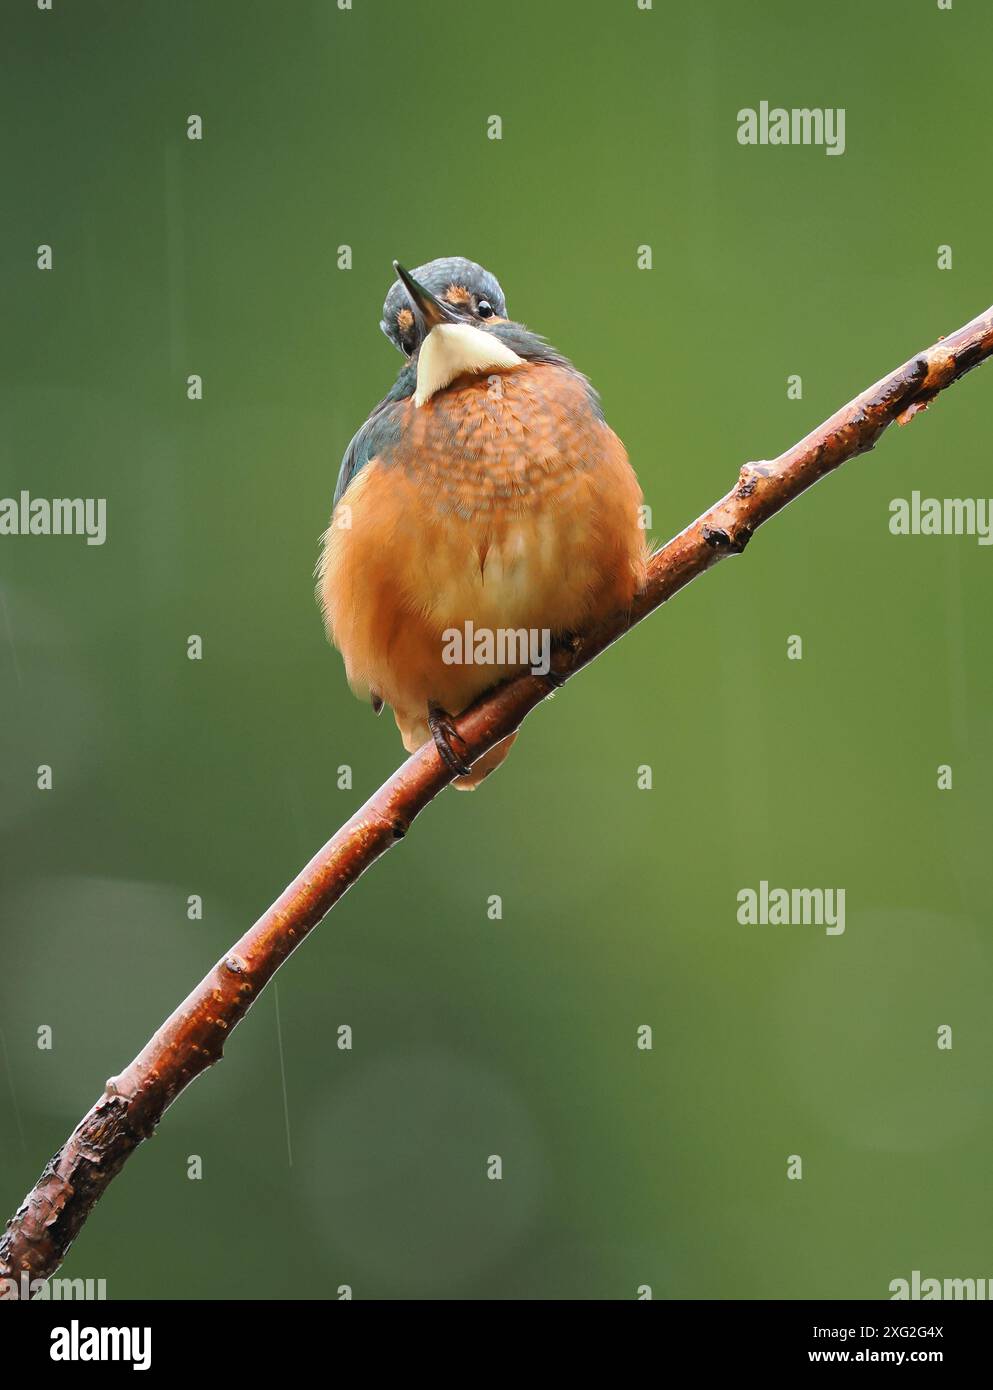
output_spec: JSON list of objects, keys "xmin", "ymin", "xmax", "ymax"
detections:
[{"xmin": 2, "ymin": 303, "xmax": 992, "ymax": 1297}]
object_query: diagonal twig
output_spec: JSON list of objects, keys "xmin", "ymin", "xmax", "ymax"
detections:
[{"xmin": 2, "ymin": 302, "xmax": 991, "ymax": 1298}]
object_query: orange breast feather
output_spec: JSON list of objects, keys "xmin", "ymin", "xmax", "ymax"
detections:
[{"xmin": 319, "ymin": 361, "xmax": 646, "ymax": 768}]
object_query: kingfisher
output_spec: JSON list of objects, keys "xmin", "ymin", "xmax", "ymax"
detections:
[{"xmin": 318, "ymin": 256, "xmax": 647, "ymax": 788}]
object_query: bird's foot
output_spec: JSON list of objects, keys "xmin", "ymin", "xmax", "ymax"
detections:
[
  {"xmin": 544, "ymin": 632, "xmax": 582, "ymax": 690},
  {"xmin": 427, "ymin": 701, "xmax": 472, "ymax": 777}
]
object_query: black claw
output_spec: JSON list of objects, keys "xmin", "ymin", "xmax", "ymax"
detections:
[
  {"xmin": 371, "ymin": 691, "xmax": 384, "ymax": 715},
  {"xmin": 427, "ymin": 702, "xmax": 472, "ymax": 777}
]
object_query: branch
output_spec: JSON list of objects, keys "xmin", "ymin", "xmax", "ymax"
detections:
[{"xmin": 3, "ymin": 303, "xmax": 992, "ymax": 1298}]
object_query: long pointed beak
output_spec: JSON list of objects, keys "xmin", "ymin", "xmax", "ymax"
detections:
[{"xmin": 393, "ymin": 260, "xmax": 461, "ymax": 332}]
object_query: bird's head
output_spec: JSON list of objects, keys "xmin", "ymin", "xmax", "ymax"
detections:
[
  {"xmin": 381, "ymin": 256, "xmax": 508, "ymax": 357},
  {"xmin": 382, "ymin": 256, "xmax": 524, "ymax": 407}
]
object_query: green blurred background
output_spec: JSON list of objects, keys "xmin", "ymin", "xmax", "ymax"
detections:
[{"xmin": 2, "ymin": 0, "xmax": 992, "ymax": 1300}]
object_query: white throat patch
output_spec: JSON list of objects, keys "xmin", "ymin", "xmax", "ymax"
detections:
[{"xmin": 414, "ymin": 323, "xmax": 523, "ymax": 407}]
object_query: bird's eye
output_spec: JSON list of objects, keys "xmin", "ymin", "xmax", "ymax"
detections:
[{"xmin": 477, "ymin": 299, "xmax": 494, "ymax": 319}]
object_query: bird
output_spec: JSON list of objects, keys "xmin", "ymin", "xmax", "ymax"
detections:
[{"xmin": 318, "ymin": 255, "xmax": 647, "ymax": 789}]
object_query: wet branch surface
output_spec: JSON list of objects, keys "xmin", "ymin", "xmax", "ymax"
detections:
[{"xmin": 3, "ymin": 303, "xmax": 992, "ymax": 1296}]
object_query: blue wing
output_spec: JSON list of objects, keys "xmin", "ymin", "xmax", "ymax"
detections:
[{"xmin": 333, "ymin": 362, "xmax": 416, "ymax": 508}]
